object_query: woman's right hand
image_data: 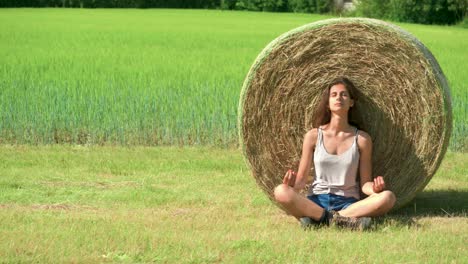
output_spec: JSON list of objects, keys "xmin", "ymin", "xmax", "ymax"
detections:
[
  {"xmin": 372, "ymin": 176, "xmax": 386, "ymax": 193},
  {"xmin": 283, "ymin": 169, "xmax": 296, "ymax": 188}
]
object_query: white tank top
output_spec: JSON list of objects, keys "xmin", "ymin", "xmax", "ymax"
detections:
[{"xmin": 309, "ymin": 127, "xmax": 360, "ymax": 199}]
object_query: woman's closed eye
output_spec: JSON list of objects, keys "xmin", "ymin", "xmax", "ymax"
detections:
[{"xmin": 330, "ymin": 92, "xmax": 348, "ymax": 97}]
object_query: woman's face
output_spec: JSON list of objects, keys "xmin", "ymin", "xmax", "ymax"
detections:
[{"xmin": 328, "ymin": 83, "xmax": 354, "ymax": 113}]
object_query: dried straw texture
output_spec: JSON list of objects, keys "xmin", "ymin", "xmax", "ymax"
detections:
[{"xmin": 238, "ymin": 18, "xmax": 451, "ymax": 209}]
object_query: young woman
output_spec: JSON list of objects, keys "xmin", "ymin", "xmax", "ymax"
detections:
[{"xmin": 274, "ymin": 77, "xmax": 396, "ymax": 230}]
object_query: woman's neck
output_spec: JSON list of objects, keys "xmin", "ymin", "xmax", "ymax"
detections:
[{"xmin": 327, "ymin": 114, "xmax": 351, "ymax": 133}]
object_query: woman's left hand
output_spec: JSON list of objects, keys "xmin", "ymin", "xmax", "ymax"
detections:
[{"xmin": 372, "ymin": 176, "xmax": 386, "ymax": 193}]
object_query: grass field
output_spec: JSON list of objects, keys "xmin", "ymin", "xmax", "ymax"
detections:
[
  {"xmin": 0, "ymin": 9, "xmax": 467, "ymax": 150},
  {"xmin": 0, "ymin": 146, "xmax": 466, "ymax": 262}
]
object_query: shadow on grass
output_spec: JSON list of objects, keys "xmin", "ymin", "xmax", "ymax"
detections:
[
  {"xmin": 393, "ymin": 189, "xmax": 468, "ymax": 216},
  {"xmin": 372, "ymin": 189, "xmax": 468, "ymax": 229}
]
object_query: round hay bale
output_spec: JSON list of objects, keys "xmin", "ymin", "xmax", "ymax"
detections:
[{"xmin": 238, "ymin": 18, "xmax": 452, "ymax": 209}]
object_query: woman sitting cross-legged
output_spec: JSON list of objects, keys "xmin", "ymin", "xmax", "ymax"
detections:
[{"xmin": 274, "ymin": 77, "xmax": 396, "ymax": 230}]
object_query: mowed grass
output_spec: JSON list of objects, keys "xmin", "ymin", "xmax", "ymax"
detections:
[
  {"xmin": 0, "ymin": 9, "xmax": 467, "ymax": 150},
  {"xmin": 0, "ymin": 146, "xmax": 466, "ymax": 262}
]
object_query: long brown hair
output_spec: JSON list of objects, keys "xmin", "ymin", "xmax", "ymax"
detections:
[{"xmin": 313, "ymin": 77, "xmax": 359, "ymax": 128}]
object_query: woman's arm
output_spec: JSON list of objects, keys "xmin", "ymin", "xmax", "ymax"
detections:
[
  {"xmin": 358, "ymin": 131, "xmax": 387, "ymax": 195},
  {"xmin": 292, "ymin": 129, "xmax": 317, "ymax": 191},
  {"xmin": 357, "ymin": 131, "xmax": 376, "ymax": 196}
]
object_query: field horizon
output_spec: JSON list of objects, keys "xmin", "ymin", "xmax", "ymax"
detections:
[{"xmin": 0, "ymin": 9, "xmax": 466, "ymax": 151}]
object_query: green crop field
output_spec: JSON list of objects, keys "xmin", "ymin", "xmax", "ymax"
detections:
[{"xmin": 0, "ymin": 9, "xmax": 466, "ymax": 150}]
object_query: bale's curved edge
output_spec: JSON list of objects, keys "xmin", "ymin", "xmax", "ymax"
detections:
[{"xmin": 238, "ymin": 18, "xmax": 452, "ymax": 210}]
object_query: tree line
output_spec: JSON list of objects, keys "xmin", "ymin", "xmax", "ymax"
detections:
[{"xmin": 0, "ymin": 0, "xmax": 466, "ymax": 25}]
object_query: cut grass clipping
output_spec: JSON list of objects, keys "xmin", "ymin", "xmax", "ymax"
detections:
[{"xmin": 239, "ymin": 18, "xmax": 452, "ymax": 210}]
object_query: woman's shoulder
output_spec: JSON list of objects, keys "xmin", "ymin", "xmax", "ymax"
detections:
[
  {"xmin": 356, "ymin": 129, "xmax": 372, "ymax": 149},
  {"xmin": 305, "ymin": 124, "xmax": 328, "ymax": 142},
  {"xmin": 306, "ymin": 127, "xmax": 320, "ymax": 136},
  {"xmin": 356, "ymin": 129, "xmax": 371, "ymax": 140},
  {"xmin": 304, "ymin": 128, "xmax": 319, "ymax": 145}
]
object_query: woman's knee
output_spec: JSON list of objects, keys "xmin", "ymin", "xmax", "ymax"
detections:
[
  {"xmin": 380, "ymin": 190, "xmax": 396, "ymax": 208},
  {"xmin": 274, "ymin": 184, "xmax": 294, "ymax": 204}
]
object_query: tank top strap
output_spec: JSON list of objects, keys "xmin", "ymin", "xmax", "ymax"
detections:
[
  {"xmin": 354, "ymin": 127, "xmax": 359, "ymax": 144},
  {"xmin": 316, "ymin": 127, "xmax": 323, "ymax": 146}
]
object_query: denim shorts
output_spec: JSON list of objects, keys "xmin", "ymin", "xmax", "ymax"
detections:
[{"xmin": 307, "ymin": 193, "xmax": 358, "ymax": 212}]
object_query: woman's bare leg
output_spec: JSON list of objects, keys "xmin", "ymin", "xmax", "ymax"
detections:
[
  {"xmin": 338, "ymin": 190, "xmax": 396, "ymax": 218},
  {"xmin": 274, "ymin": 184, "xmax": 325, "ymax": 221}
]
